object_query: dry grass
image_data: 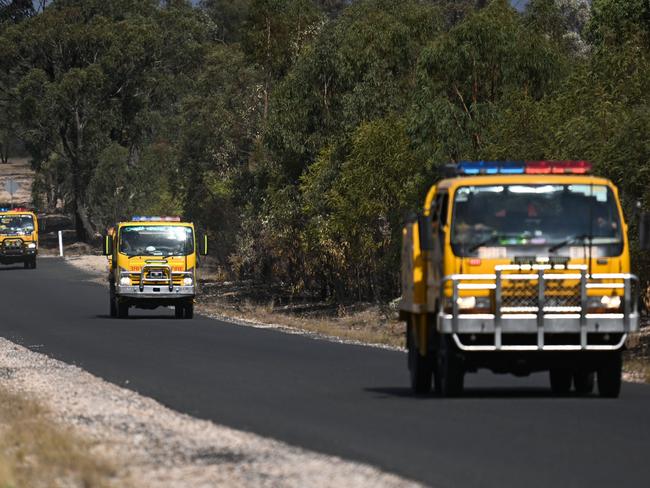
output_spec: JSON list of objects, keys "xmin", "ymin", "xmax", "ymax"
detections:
[
  {"xmin": 624, "ymin": 326, "xmax": 650, "ymax": 384},
  {"xmin": 199, "ymin": 299, "xmax": 405, "ymax": 348},
  {"xmin": 623, "ymin": 357, "xmax": 650, "ymax": 383},
  {"xmin": 198, "ymin": 281, "xmax": 404, "ymax": 349},
  {"xmin": 0, "ymin": 385, "xmax": 116, "ymax": 488}
]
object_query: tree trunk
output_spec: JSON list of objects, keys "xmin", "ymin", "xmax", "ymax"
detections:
[{"xmin": 76, "ymin": 200, "xmax": 96, "ymax": 241}]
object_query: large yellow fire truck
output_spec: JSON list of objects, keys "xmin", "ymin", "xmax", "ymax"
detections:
[
  {"xmin": 400, "ymin": 160, "xmax": 640, "ymax": 398},
  {"xmin": 103, "ymin": 216, "xmax": 207, "ymax": 319},
  {"xmin": 0, "ymin": 207, "xmax": 38, "ymax": 269}
]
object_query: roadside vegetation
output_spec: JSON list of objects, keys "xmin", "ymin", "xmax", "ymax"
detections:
[
  {"xmin": 0, "ymin": 385, "xmax": 115, "ymax": 488},
  {"xmin": 1, "ymin": 0, "xmax": 649, "ymax": 378},
  {"xmin": 3, "ymin": 0, "xmax": 650, "ymax": 302}
]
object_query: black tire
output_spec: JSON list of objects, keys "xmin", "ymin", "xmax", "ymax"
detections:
[
  {"xmin": 117, "ymin": 301, "xmax": 129, "ymax": 318},
  {"xmin": 23, "ymin": 260, "xmax": 29, "ymax": 269},
  {"xmin": 597, "ymin": 352, "xmax": 622, "ymax": 398},
  {"xmin": 184, "ymin": 302, "xmax": 194, "ymax": 319},
  {"xmin": 549, "ymin": 368, "xmax": 572, "ymax": 396},
  {"xmin": 407, "ymin": 326, "xmax": 432, "ymax": 394},
  {"xmin": 109, "ymin": 290, "xmax": 117, "ymax": 318},
  {"xmin": 434, "ymin": 335, "xmax": 464, "ymax": 397},
  {"xmin": 30, "ymin": 257, "xmax": 36, "ymax": 269},
  {"xmin": 573, "ymin": 370, "xmax": 595, "ymax": 396},
  {"xmin": 175, "ymin": 304, "xmax": 184, "ymax": 319}
]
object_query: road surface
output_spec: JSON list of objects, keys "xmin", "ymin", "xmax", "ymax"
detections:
[{"xmin": 0, "ymin": 258, "xmax": 648, "ymax": 487}]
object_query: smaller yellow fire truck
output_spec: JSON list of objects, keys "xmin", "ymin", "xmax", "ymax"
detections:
[
  {"xmin": 0, "ymin": 207, "xmax": 38, "ymax": 269},
  {"xmin": 103, "ymin": 216, "xmax": 208, "ymax": 319}
]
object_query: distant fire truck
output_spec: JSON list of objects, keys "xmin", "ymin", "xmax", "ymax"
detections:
[
  {"xmin": 103, "ymin": 216, "xmax": 207, "ymax": 319},
  {"xmin": 0, "ymin": 207, "xmax": 38, "ymax": 269}
]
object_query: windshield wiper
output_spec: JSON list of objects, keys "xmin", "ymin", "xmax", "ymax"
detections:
[
  {"xmin": 468, "ymin": 234, "xmax": 509, "ymax": 253},
  {"xmin": 548, "ymin": 234, "xmax": 590, "ymax": 253},
  {"xmin": 161, "ymin": 253, "xmax": 183, "ymax": 260}
]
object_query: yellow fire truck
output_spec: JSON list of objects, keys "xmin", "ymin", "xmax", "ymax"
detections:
[
  {"xmin": 400, "ymin": 161, "xmax": 640, "ymax": 398},
  {"xmin": 103, "ymin": 216, "xmax": 207, "ymax": 319},
  {"xmin": 0, "ymin": 207, "xmax": 38, "ymax": 269}
]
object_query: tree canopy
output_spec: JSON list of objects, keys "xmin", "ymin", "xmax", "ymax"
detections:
[{"xmin": 2, "ymin": 0, "xmax": 650, "ymax": 299}]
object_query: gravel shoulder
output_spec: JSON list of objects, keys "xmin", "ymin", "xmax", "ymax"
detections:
[{"xmin": 0, "ymin": 324, "xmax": 419, "ymax": 487}]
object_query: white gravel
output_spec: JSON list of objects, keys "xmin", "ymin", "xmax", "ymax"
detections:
[{"xmin": 0, "ymin": 338, "xmax": 420, "ymax": 487}]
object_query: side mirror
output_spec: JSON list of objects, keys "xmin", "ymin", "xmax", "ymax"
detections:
[
  {"xmin": 102, "ymin": 235, "xmax": 113, "ymax": 256},
  {"xmin": 199, "ymin": 233, "xmax": 208, "ymax": 256},
  {"xmin": 418, "ymin": 214, "xmax": 434, "ymax": 251},
  {"xmin": 639, "ymin": 212, "xmax": 650, "ymax": 250}
]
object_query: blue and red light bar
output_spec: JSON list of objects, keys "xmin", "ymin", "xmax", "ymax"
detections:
[
  {"xmin": 526, "ymin": 160, "xmax": 592, "ymax": 174},
  {"xmin": 0, "ymin": 207, "xmax": 29, "ymax": 212},
  {"xmin": 131, "ymin": 216, "xmax": 181, "ymax": 222},
  {"xmin": 455, "ymin": 160, "xmax": 592, "ymax": 176},
  {"xmin": 457, "ymin": 160, "xmax": 524, "ymax": 175}
]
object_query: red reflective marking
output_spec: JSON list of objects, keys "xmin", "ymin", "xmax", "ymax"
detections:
[{"xmin": 469, "ymin": 258, "xmax": 481, "ymax": 266}]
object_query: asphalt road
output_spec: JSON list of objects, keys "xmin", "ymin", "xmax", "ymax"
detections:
[{"xmin": 1, "ymin": 258, "xmax": 649, "ymax": 487}]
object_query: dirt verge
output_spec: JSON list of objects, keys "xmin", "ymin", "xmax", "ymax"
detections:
[{"xmin": 0, "ymin": 337, "xmax": 419, "ymax": 488}]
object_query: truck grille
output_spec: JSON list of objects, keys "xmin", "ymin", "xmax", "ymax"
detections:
[
  {"xmin": 501, "ymin": 281, "xmax": 581, "ymax": 312},
  {"xmin": 2, "ymin": 239, "xmax": 24, "ymax": 255},
  {"xmin": 129, "ymin": 273, "xmax": 184, "ymax": 286}
]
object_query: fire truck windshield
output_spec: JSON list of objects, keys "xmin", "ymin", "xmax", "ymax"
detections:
[
  {"xmin": 120, "ymin": 226, "xmax": 194, "ymax": 257},
  {"xmin": 450, "ymin": 184, "xmax": 623, "ymax": 257},
  {"xmin": 0, "ymin": 215, "xmax": 34, "ymax": 236}
]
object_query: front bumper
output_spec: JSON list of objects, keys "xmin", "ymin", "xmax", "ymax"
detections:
[
  {"xmin": 117, "ymin": 284, "xmax": 195, "ymax": 299},
  {"xmin": 439, "ymin": 266, "xmax": 639, "ymax": 352},
  {"xmin": 0, "ymin": 248, "xmax": 36, "ymax": 260}
]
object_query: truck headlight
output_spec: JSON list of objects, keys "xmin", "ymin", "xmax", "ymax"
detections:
[
  {"xmin": 119, "ymin": 276, "xmax": 131, "ymax": 286},
  {"xmin": 455, "ymin": 296, "xmax": 491, "ymax": 311},
  {"xmin": 587, "ymin": 295, "xmax": 622, "ymax": 312},
  {"xmin": 456, "ymin": 296, "xmax": 477, "ymax": 310},
  {"xmin": 183, "ymin": 276, "xmax": 193, "ymax": 286},
  {"xmin": 27, "ymin": 242, "xmax": 36, "ymax": 249},
  {"xmin": 600, "ymin": 295, "xmax": 621, "ymax": 309}
]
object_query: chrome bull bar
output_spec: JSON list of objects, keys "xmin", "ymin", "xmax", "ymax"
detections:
[
  {"xmin": 137, "ymin": 263, "xmax": 192, "ymax": 292},
  {"xmin": 439, "ymin": 264, "xmax": 639, "ymax": 351}
]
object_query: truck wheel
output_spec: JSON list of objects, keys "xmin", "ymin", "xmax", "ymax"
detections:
[
  {"xmin": 184, "ymin": 302, "xmax": 194, "ymax": 319},
  {"xmin": 597, "ymin": 352, "xmax": 622, "ymax": 398},
  {"xmin": 109, "ymin": 291, "xmax": 117, "ymax": 318},
  {"xmin": 434, "ymin": 336, "xmax": 464, "ymax": 397},
  {"xmin": 175, "ymin": 304, "xmax": 184, "ymax": 319},
  {"xmin": 30, "ymin": 257, "xmax": 36, "ymax": 269},
  {"xmin": 407, "ymin": 327, "xmax": 432, "ymax": 394},
  {"xmin": 573, "ymin": 370, "xmax": 595, "ymax": 396},
  {"xmin": 117, "ymin": 302, "xmax": 129, "ymax": 318},
  {"xmin": 549, "ymin": 369, "xmax": 572, "ymax": 395}
]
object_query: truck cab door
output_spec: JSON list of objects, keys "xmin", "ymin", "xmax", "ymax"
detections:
[{"xmin": 428, "ymin": 192, "xmax": 448, "ymax": 310}]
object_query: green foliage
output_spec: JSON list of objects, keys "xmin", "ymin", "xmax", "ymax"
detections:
[
  {"xmin": 300, "ymin": 116, "xmax": 427, "ymax": 298},
  {"xmin": 411, "ymin": 0, "xmax": 569, "ymax": 162},
  {"xmin": 1, "ymin": 0, "xmax": 209, "ymax": 237},
  {"xmin": 6, "ymin": 0, "xmax": 650, "ymax": 298},
  {"xmin": 586, "ymin": 0, "xmax": 650, "ymax": 45}
]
